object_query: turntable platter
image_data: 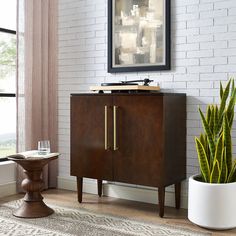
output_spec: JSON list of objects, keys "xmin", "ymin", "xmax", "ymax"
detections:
[{"xmin": 101, "ymin": 83, "xmax": 138, "ymax": 86}]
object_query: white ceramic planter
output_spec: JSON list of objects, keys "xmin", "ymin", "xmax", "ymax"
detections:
[{"xmin": 188, "ymin": 174, "xmax": 236, "ymax": 230}]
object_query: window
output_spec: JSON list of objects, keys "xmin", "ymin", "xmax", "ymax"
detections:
[{"xmin": 0, "ymin": 0, "xmax": 17, "ymax": 161}]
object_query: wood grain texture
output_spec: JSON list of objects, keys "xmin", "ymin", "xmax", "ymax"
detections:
[
  {"xmin": 163, "ymin": 95, "xmax": 186, "ymax": 186},
  {"xmin": 71, "ymin": 96, "xmax": 113, "ymax": 180},
  {"xmin": 8, "ymin": 156, "xmax": 58, "ymax": 218},
  {"xmin": 70, "ymin": 93, "xmax": 186, "ymax": 217},
  {"xmin": 112, "ymin": 95, "xmax": 164, "ymax": 187}
]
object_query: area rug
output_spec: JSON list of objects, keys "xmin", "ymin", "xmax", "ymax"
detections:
[{"xmin": 0, "ymin": 200, "xmax": 211, "ymax": 236}]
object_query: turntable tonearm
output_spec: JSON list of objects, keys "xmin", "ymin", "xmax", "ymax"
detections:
[
  {"xmin": 90, "ymin": 79, "xmax": 160, "ymax": 93},
  {"xmin": 101, "ymin": 78, "xmax": 153, "ymax": 86}
]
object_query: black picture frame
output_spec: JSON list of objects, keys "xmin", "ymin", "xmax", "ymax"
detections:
[{"xmin": 108, "ymin": 0, "xmax": 171, "ymax": 73}]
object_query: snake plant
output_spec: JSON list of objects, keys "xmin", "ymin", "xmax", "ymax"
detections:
[{"xmin": 195, "ymin": 79, "xmax": 236, "ymax": 183}]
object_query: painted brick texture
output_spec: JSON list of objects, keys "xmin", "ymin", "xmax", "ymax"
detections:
[{"xmin": 58, "ymin": 0, "xmax": 236, "ymax": 197}]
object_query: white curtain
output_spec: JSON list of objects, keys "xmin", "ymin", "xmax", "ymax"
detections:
[{"xmin": 16, "ymin": 0, "xmax": 58, "ymax": 191}]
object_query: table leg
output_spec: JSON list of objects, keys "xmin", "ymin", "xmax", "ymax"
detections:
[
  {"xmin": 77, "ymin": 177, "xmax": 83, "ymax": 203},
  {"xmin": 97, "ymin": 179, "xmax": 102, "ymax": 197},
  {"xmin": 158, "ymin": 187, "xmax": 165, "ymax": 218},
  {"xmin": 175, "ymin": 182, "xmax": 181, "ymax": 209}
]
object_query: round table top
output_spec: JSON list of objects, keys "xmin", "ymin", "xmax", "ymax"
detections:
[
  {"xmin": 7, "ymin": 152, "xmax": 59, "ymax": 170},
  {"xmin": 7, "ymin": 151, "xmax": 60, "ymax": 161}
]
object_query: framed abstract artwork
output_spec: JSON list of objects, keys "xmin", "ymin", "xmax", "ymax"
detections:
[{"xmin": 108, "ymin": 0, "xmax": 171, "ymax": 73}]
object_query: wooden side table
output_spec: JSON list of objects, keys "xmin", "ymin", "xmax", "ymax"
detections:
[{"xmin": 8, "ymin": 152, "xmax": 59, "ymax": 218}]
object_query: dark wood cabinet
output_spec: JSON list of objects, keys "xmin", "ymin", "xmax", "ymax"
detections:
[
  {"xmin": 71, "ymin": 96, "xmax": 113, "ymax": 181},
  {"xmin": 71, "ymin": 93, "xmax": 186, "ymax": 217}
]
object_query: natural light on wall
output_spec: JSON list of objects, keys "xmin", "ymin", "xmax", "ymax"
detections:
[
  {"xmin": 0, "ymin": 0, "xmax": 16, "ymax": 30},
  {"xmin": 0, "ymin": 0, "xmax": 17, "ymax": 160}
]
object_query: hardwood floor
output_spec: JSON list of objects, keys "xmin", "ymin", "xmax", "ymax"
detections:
[{"xmin": 0, "ymin": 189, "xmax": 235, "ymax": 236}]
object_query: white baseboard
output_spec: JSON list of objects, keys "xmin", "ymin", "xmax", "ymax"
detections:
[
  {"xmin": 0, "ymin": 182, "xmax": 16, "ymax": 198},
  {"xmin": 58, "ymin": 176, "xmax": 188, "ymax": 209}
]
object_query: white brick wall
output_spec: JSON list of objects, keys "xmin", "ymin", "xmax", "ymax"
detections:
[{"xmin": 58, "ymin": 0, "xmax": 236, "ymax": 202}]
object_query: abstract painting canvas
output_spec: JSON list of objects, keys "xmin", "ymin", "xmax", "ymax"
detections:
[{"xmin": 108, "ymin": 0, "xmax": 170, "ymax": 73}]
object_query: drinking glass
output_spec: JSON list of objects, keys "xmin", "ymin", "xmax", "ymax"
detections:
[{"xmin": 38, "ymin": 140, "xmax": 50, "ymax": 155}]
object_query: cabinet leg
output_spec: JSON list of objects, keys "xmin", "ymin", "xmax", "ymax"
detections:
[
  {"xmin": 158, "ymin": 187, "xmax": 165, "ymax": 218},
  {"xmin": 175, "ymin": 182, "xmax": 181, "ymax": 209},
  {"xmin": 77, "ymin": 177, "xmax": 83, "ymax": 203},
  {"xmin": 97, "ymin": 179, "xmax": 103, "ymax": 197}
]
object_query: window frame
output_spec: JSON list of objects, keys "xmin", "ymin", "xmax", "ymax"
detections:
[
  {"xmin": 0, "ymin": 27, "xmax": 16, "ymax": 162},
  {"xmin": 0, "ymin": 27, "xmax": 16, "ymax": 35}
]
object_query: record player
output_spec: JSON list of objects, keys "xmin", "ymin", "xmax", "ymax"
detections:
[{"xmin": 90, "ymin": 79, "xmax": 160, "ymax": 93}]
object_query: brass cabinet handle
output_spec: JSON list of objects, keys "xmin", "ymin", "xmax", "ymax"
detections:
[
  {"xmin": 113, "ymin": 106, "xmax": 118, "ymax": 151},
  {"xmin": 104, "ymin": 106, "xmax": 109, "ymax": 150}
]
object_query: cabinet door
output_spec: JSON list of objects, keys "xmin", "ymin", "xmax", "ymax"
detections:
[
  {"xmin": 71, "ymin": 95, "xmax": 113, "ymax": 180},
  {"xmin": 113, "ymin": 95, "xmax": 164, "ymax": 187}
]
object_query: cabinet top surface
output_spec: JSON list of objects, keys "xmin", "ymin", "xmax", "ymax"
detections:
[{"xmin": 71, "ymin": 92, "xmax": 186, "ymax": 97}]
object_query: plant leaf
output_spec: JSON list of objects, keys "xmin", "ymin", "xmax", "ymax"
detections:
[
  {"xmin": 199, "ymin": 133, "xmax": 205, "ymax": 147},
  {"xmin": 219, "ymin": 80, "xmax": 231, "ymax": 119},
  {"xmin": 195, "ymin": 137, "xmax": 210, "ymax": 182},
  {"xmin": 223, "ymin": 114, "xmax": 232, "ymax": 173},
  {"xmin": 199, "ymin": 133, "xmax": 211, "ymax": 166},
  {"xmin": 215, "ymin": 113, "xmax": 223, "ymax": 136},
  {"xmin": 209, "ymin": 106, "xmax": 215, "ymax": 138},
  {"xmin": 210, "ymin": 160, "xmax": 220, "ymax": 183},
  {"xmin": 214, "ymin": 106, "xmax": 219, "ymax": 136},
  {"xmin": 199, "ymin": 108, "xmax": 215, "ymax": 162},
  {"xmin": 227, "ymin": 86, "xmax": 236, "ymax": 129},
  {"xmin": 228, "ymin": 86, "xmax": 236, "ymax": 112},
  {"xmin": 227, "ymin": 160, "xmax": 236, "ymax": 183},
  {"xmin": 231, "ymin": 79, "xmax": 235, "ymax": 97},
  {"xmin": 220, "ymin": 82, "xmax": 223, "ymax": 100},
  {"xmin": 227, "ymin": 109, "xmax": 235, "ymax": 130},
  {"xmin": 220, "ymin": 147, "xmax": 228, "ymax": 183},
  {"xmin": 214, "ymin": 133, "xmax": 224, "ymax": 165},
  {"xmin": 206, "ymin": 105, "xmax": 211, "ymax": 124}
]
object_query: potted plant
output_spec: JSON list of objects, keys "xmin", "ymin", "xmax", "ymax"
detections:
[{"xmin": 188, "ymin": 79, "xmax": 236, "ymax": 230}]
